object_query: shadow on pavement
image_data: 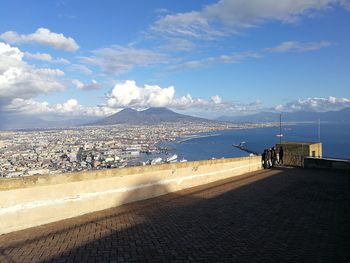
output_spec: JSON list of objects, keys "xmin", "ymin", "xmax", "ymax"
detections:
[{"xmin": 0, "ymin": 168, "xmax": 349, "ymax": 263}]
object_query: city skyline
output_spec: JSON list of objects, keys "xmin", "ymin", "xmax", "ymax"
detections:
[{"xmin": 1, "ymin": 0, "xmax": 350, "ymax": 121}]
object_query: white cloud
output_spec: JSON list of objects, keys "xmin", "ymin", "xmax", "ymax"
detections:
[
  {"xmin": 275, "ymin": 96, "xmax": 350, "ymax": 112},
  {"xmin": 0, "ymin": 41, "xmax": 23, "ymax": 61},
  {"xmin": 80, "ymin": 45, "xmax": 167, "ymax": 75},
  {"xmin": 0, "ymin": 42, "xmax": 66, "ymax": 102},
  {"xmin": 219, "ymin": 52, "xmax": 262, "ymax": 63},
  {"xmin": 25, "ymin": 52, "xmax": 52, "ymax": 61},
  {"xmin": 72, "ymin": 79, "xmax": 101, "ymax": 90},
  {"xmin": 106, "ymin": 80, "xmax": 262, "ymax": 114},
  {"xmin": 340, "ymin": 0, "xmax": 350, "ymax": 10},
  {"xmin": 151, "ymin": 10, "xmax": 225, "ymax": 39},
  {"xmin": 72, "ymin": 79, "xmax": 84, "ymax": 89},
  {"xmin": 4, "ymin": 98, "xmax": 115, "ymax": 117},
  {"xmin": 35, "ymin": 68, "xmax": 65, "ymax": 76},
  {"xmin": 151, "ymin": 0, "xmax": 349, "ymax": 39},
  {"xmin": 0, "ymin": 27, "xmax": 79, "ymax": 51},
  {"xmin": 173, "ymin": 40, "xmax": 330, "ymax": 70},
  {"xmin": 107, "ymin": 80, "xmax": 175, "ymax": 108},
  {"xmin": 69, "ymin": 64, "xmax": 92, "ymax": 75},
  {"xmin": 211, "ymin": 95, "xmax": 222, "ymax": 104},
  {"xmin": 173, "ymin": 51, "xmax": 262, "ymax": 69},
  {"xmin": 154, "ymin": 8, "xmax": 170, "ymax": 15},
  {"xmin": 265, "ymin": 41, "xmax": 332, "ymax": 53},
  {"xmin": 53, "ymin": 57, "xmax": 70, "ymax": 64},
  {"xmin": 24, "ymin": 52, "xmax": 70, "ymax": 64},
  {"xmin": 4, "ymin": 98, "xmax": 79, "ymax": 115},
  {"xmin": 159, "ymin": 38, "xmax": 196, "ymax": 52}
]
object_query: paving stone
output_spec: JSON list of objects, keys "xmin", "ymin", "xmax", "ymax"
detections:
[{"xmin": 0, "ymin": 168, "xmax": 349, "ymax": 262}]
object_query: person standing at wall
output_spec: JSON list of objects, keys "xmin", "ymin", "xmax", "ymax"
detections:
[
  {"xmin": 279, "ymin": 146, "xmax": 284, "ymax": 165},
  {"xmin": 267, "ymin": 148, "xmax": 272, "ymax": 168},
  {"xmin": 271, "ymin": 147, "xmax": 277, "ymax": 167},
  {"xmin": 262, "ymin": 149, "xmax": 267, "ymax": 169}
]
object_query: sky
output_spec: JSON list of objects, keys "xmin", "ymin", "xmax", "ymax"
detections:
[{"xmin": 0, "ymin": 0, "xmax": 350, "ymax": 120}]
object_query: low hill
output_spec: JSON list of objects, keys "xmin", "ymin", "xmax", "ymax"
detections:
[{"xmin": 217, "ymin": 108, "xmax": 350, "ymax": 123}]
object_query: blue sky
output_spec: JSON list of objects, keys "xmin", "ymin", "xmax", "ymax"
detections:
[{"xmin": 0, "ymin": 0, "xmax": 350, "ymax": 119}]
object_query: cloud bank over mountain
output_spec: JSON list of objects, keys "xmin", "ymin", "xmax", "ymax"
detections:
[{"xmin": 275, "ymin": 96, "xmax": 350, "ymax": 112}]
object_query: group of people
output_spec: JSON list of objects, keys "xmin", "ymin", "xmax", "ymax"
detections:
[{"xmin": 261, "ymin": 146, "xmax": 283, "ymax": 169}]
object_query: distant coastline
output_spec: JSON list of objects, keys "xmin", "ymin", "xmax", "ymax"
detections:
[{"xmin": 160, "ymin": 122, "xmax": 350, "ymax": 161}]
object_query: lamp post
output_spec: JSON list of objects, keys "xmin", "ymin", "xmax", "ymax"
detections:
[{"xmin": 276, "ymin": 113, "xmax": 283, "ymax": 144}]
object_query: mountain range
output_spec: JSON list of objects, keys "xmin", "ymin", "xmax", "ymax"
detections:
[
  {"xmin": 217, "ymin": 107, "xmax": 350, "ymax": 123},
  {"xmin": 93, "ymin": 107, "xmax": 211, "ymax": 125}
]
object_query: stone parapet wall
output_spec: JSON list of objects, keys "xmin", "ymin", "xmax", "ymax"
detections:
[
  {"xmin": 0, "ymin": 156, "xmax": 262, "ymax": 235},
  {"xmin": 276, "ymin": 142, "xmax": 322, "ymax": 167}
]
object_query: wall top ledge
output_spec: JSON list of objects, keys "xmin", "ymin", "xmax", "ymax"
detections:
[{"xmin": 0, "ymin": 156, "xmax": 260, "ymax": 191}]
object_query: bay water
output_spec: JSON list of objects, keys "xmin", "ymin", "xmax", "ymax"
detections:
[{"xmin": 159, "ymin": 123, "xmax": 350, "ymax": 161}]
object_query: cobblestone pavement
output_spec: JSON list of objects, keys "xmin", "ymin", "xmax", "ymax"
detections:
[{"xmin": 0, "ymin": 167, "xmax": 349, "ymax": 263}]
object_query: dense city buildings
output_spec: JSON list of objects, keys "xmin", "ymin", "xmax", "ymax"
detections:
[{"xmin": 0, "ymin": 122, "xmax": 275, "ymax": 178}]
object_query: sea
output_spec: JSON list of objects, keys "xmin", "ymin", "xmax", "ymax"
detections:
[{"xmin": 158, "ymin": 123, "xmax": 350, "ymax": 161}]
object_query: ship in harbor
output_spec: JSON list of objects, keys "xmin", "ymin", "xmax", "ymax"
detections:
[
  {"xmin": 233, "ymin": 141, "xmax": 246, "ymax": 149},
  {"xmin": 166, "ymin": 154, "xmax": 178, "ymax": 163},
  {"xmin": 232, "ymin": 141, "xmax": 259, "ymax": 156},
  {"xmin": 151, "ymin": 157, "xmax": 162, "ymax": 165}
]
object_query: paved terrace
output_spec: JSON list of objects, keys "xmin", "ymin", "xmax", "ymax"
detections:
[{"xmin": 0, "ymin": 167, "xmax": 349, "ymax": 263}]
